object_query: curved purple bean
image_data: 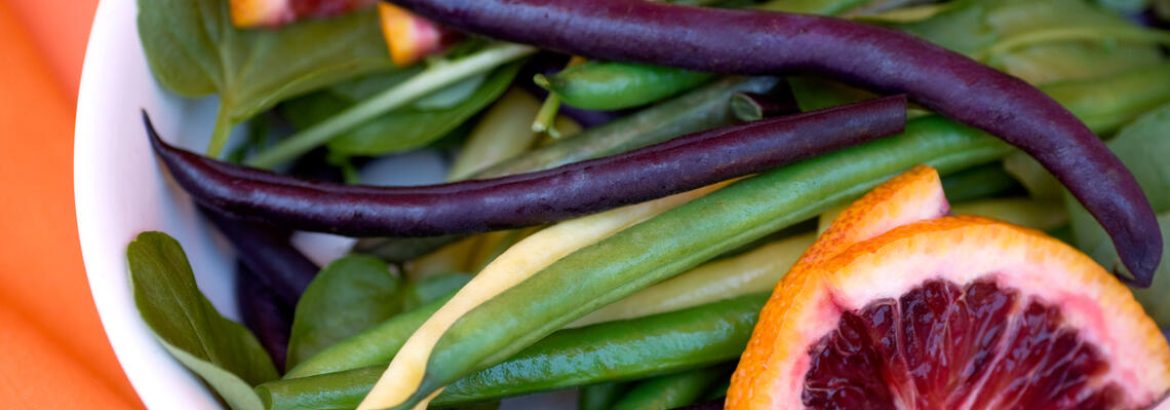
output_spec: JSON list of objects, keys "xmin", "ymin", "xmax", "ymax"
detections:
[
  {"xmin": 145, "ymin": 95, "xmax": 905, "ymax": 238},
  {"xmin": 236, "ymin": 261, "xmax": 293, "ymax": 371},
  {"xmin": 202, "ymin": 209, "xmax": 319, "ymax": 307},
  {"xmin": 385, "ymin": 0, "xmax": 1162, "ymax": 285}
]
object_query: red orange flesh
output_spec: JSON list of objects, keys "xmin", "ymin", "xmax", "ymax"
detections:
[{"xmin": 728, "ymin": 166, "xmax": 1170, "ymax": 409}]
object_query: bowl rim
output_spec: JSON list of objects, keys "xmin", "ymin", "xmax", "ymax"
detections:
[{"xmin": 74, "ymin": 0, "xmax": 223, "ymax": 407}]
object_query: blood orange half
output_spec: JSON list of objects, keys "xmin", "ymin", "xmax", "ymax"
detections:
[{"xmin": 728, "ymin": 167, "xmax": 1170, "ymax": 409}]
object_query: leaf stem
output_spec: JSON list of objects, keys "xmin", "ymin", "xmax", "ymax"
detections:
[
  {"xmin": 246, "ymin": 43, "xmax": 536, "ymax": 168},
  {"xmin": 207, "ymin": 103, "xmax": 236, "ymax": 158}
]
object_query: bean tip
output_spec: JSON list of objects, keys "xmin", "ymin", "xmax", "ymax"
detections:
[
  {"xmin": 533, "ymin": 73, "xmax": 552, "ymax": 90},
  {"xmin": 1116, "ymin": 243, "xmax": 1162, "ymax": 288}
]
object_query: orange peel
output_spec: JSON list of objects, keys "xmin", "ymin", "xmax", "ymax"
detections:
[{"xmin": 729, "ymin": 165, "xmax": 1170, "ymax": 409}]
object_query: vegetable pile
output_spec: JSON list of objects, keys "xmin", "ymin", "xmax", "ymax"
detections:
[{"xmin": 129, "ymin": 0, "xmax": 1170, "ymax": 408}]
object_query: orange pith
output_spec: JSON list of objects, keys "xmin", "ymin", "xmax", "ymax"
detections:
[{"xmin": 727, "ymin": 166, "xmax": 1170, "ymax": 409}]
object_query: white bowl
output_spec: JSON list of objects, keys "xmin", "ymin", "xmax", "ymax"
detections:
[
  {"xmin": 75, "ymin": 0, "xmax": 238, "ymax": 407},
  {"xmin": 74, "ymin": 1, "xmax": 569, "ymax": 408}
]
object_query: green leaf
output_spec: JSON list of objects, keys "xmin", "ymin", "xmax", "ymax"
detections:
[
  {"xmin": 281, "ymin": 62, "xmax": 521, "ymax": 157},
  {"xmin": 900, "ymin": 0, "xmax": 1163, "ymax": 85},
  {"xmin": 400, "ymin": 272, "xmax": 472, "ymax": 312},
  {"xmin": 137, "ymin": 0, "xmax": 393, "ymax": 155},
  {"xmin": 287, "ymin": 255, "xmax": 402, "ymax": 369},
  {"xmin": 127, "ymin": 232, "xmax": 277, "ymax": 410},
  {"xmin": 1064, "ymin": 104, "xmax": 1170, "ymax": 325}
]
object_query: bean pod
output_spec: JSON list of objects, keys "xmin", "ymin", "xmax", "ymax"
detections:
[{"xmin": 387, "ymin": 0, "xmax": 1161, "ymax": 284}]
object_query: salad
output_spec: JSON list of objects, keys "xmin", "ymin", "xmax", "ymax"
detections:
[{"xmin": 128, "ymin": 0, "xmax": 1170, "ymax": 409}]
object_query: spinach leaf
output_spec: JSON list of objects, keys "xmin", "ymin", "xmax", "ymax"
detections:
[
  {"xmin": 137, "ymin": 0, "xmax": 393, "ymax": 156},
  {"xmin": 281, "ymin": 62, "xmax": 521, "ymax": 157},
  {"xmin": 287, "ymin": 255, "xmax": 402, "ymax": 368},
  {"xmin": 127, "ymin": 232, "xmax": 278, "ymax": 410},
  {"xmin": 1064, "ymin": 104, "xmax": 1170, "ymax": 325}
]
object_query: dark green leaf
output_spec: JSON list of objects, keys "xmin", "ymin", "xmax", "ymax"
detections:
[
  {"xmin": 137, "ymin": 0, "xmax": 393, "ymax": 153},
  {"xmin": 281, "ymin": 63, "xmax": 521, "ymax": 157},
  {"xmin": 287, "ymin": 255, "xmax": 402, "ymax": 368},
  {"xmin": 127, "ymin": 232, "xmax": 277, "ymax": 410},
  {"xmin": 1064, "ymin": 104, "xmax": 1170, "ymax": 324}
]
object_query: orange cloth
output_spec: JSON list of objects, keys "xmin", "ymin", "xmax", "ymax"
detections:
[{"xmin": 0, "ymin": 0, "xmax": 141, "ymax": 407}]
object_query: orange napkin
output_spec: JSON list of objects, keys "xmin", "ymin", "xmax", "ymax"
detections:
[{"xmin": 0, "ymin": 0, "xmax": 141, "ymax": 407}]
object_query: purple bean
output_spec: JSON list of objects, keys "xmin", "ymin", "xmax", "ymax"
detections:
[
  {"xmin": 386, "ymin": 0, "xmax": 1162, "ymax": 286},
  {"xmin": 146, "ymin": 95, "xmax": 905, "ymax": 238},
  {"xmin": 236, "ymin": 261, "xmax": 293, "ymax": 371},
  {"xmin": 202, "ymin": 208, "xmax": 319, "ymax": 307}
]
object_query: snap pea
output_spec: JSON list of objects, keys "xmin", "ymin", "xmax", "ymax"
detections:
[
  {"xmin": 257, "ymin": 294, "xmax": 767, "ymax": 410},
  {"xmin": 364, "ymin": 115, "xmax": 1011, "ymax": 409},
  {"xmin": 610, "ymin": 365, "xmax": 729, "ymax": 410},
  {"xmin": 475, "ymin": 76, "xmax": 781, "ymax": 178},
  {"xmin": 579, "ymin": 382, "xmax": 629, "ymax": 410},
  {"xmin": 283, "ymin": 291, "xmax": 454, "ymax": 379},
  {"xmin": 539, "ymin": 62, "xmax": 715, "ymax": 111}
]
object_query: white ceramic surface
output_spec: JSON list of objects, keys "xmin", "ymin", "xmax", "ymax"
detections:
[
  {"xmin": 76, "ymin": 0, "xmax": 236, "ymax": 407},
  {"xmin": 73, "ymin": 1, "xmax": 573, "ymax": 408}
]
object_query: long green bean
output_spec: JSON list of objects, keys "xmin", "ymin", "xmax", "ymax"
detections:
[
  {"xmin": 610, "ymin": 366, "xmax": 729, "ymax": 410},
  {"xmin": 373, "ymin": 115, "xmax": 1011, "ymax": 409},
  {"xmin": 258, "ymin": 294, "xmax": 767, "ymax": 409}
]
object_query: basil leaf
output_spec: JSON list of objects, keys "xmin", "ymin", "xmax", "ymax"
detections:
[
  {"xmin": 287, "ymin": 255, "xmax": 402, "ymax": 369},
  {"xmin": 127, "ymin": 232, "xmax": 278, "ymax": 410},
  {"xmin": 281, "ymin": 63, "xmax": 521, "ymax": 157},
  {"xmin": 137, "ymin": 0, "xmax": 393, "ymax": 155},
  {"xmin": 1064, "ymin": 104, "xmax": 1170, "ymax": 324}
]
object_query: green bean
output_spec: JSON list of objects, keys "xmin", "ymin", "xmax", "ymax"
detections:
[
  {"xmin": 534, "ymin": 0, "xmax": 860, "ymax": 113},
  {"xmin": 540, "ymin": 62, "xmax": 715, "ymax": 111},
  {"xmin": 447, "ymin": 89, "xmax": 543, "ymax": 180},
  {"xmin": 940, "ymin": 162, "xmax": 1023, "ymax": 203},
  {"xmin": 610, "ymin": 366, "xmax": 729, "ymax": 410},
  {"xmin": 257, "ymin": 294, "xmax": 767, "ymax": 409},
  {"xmin": 1043, "ymin": 63, "xmax": 1170, "ymax": 135},
  {"xmin": 579, "ymin": 382, "xmax": 629, "ymax": 410},
  {"xmin": 377, "ymin": 116, "xmax": 1010, "ymax": 409},
  {"xmin": 757, "ymin": 0, "xmax": 871, "ymax": 15},
  {"xmin": 702, "ymin": 377, "xmax": 730, "ymax": 401},
  {"xmin": 952, "ymin": 198, "xmax": 1069, "ymax": 232},
  {"xmin": 475, "ymin": 76, "xmax": 781, "ymax": 177},
  {"xmin": 570, "ymin": 233, "xmax": 813, "ymax": 328},
  {"xmin": 358, "ymin": 77, "xmax": 778, "ymax": 262},
  {"xmin": 283, "ymin": 291, "xmax": 454, "ymax": 379}
]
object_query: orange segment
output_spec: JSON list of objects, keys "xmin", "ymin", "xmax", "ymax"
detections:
[
  {"xmin": 731, "ymin": 165, "xmax": 950, "ymax": 409},
  {"xmin": 728, "ymin": 166, "xmax": 1170, "ymax": 409},
  {"xmin": 379, "ymin": 3, "xmax": 444, "ymax": 66}
]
